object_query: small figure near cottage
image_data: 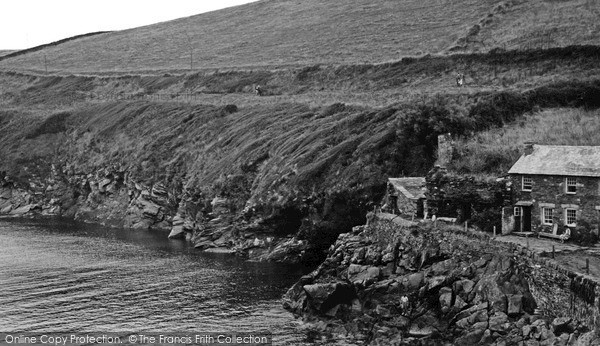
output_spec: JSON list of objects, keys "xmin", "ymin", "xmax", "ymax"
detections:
[
  {"xmin": 254, "ymin": 84, "xmax": 263, "ymax": 96},
  {"xmin": 456, "ymin": 73, "xmax": 464, "ymax": 87},
  {"xmin": 560, "ymin": 227, "xmax": 571, "ymax": 243}
]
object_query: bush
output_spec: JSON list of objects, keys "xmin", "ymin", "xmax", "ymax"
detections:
[
  {"xmin": 25, "ymin": 112, "xmax": 70, "ymax": 139},
  {"xmin": 220, "ymin": 104, "xmax": 238, "ymax": 116},
  {"xmin": 570, "ymin": 219, "xmax": 598, "ymax": 246},
  {"xmin": 527, "ymin": 81, "xmax": 600, "ymax": 109},
  {"xmin": 469, "ymin": 91, "xmax": 532, "ymax": 130}
]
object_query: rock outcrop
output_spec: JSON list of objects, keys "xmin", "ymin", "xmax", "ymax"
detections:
[{"xmin": 284, "ymin": 214, "xmax": 600, "ymax": 345}]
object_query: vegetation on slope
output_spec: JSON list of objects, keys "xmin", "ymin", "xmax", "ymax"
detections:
[
  {"xmin": 0, "ymin": 0, "xmax": 598, "ymax": 72},
  {"xmin": 1, "ymin": 45, "xmax": 599, "ymax": 109},
  {"xmin": 1, "ymin": 66, "xmax": 598, "ymax": 247},
  {"xmin": 449, "ymin": 107, "xmax": 600, "ymax": 176},
  {"xmin": 0, "ymin": 50, "xmax": 16, "ymax": 58},
  {"xmin": 0, "ymin": 0, "xmax": 598, "ymax": 260}
]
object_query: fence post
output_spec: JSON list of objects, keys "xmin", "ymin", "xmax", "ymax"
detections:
[
  {"xmin": 586, "ymin": 258, "xmax": 590, "ymax": 275},
  {"xmin": 493, "ymin": 226, "xmax": 496, "ymax": 237},
  {"xmin": 552, "ymin": 245, "xmax": 555, "ymax": 259}
]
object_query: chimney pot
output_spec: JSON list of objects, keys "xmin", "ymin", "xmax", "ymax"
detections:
[{"xmin": 524, "ymin": 142, "xmax": 535, "ymax": 155}]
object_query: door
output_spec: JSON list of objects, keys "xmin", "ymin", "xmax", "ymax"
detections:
[{"xmin": 522, "ymin": 206, "xmax": 532, "ymax": 232}]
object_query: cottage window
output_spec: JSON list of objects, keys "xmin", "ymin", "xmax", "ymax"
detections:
[
  {"xmin": 522, "ymin": 176, "xmax": 532, "ymax": 191},
  {"xmin": 565, "ymin": 209, "xmax": 577, "ymax": 226},
  {"xmin": 542, "ymin": 207, "xmax": 553, "ymax": 225},
  {"xmin": 514, "ymin": 207, "xmax": 521, "ymax": 216},
  {"xmin": 566, "ymin": 177, "xmax": 577, "ymax": 194}
]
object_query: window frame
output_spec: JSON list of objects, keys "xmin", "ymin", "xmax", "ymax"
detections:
[
  {"xmin": 565, "ymin": 208, "xmax": 577, "ymax": 227},
  {"xmin": 522, "ymin": 176, "xmax": 532, "ymax": 192},
  {"xmin": 542, "ymin": 207, "xmax": 553, "ymax": 225},
  {"xmin": 565, "ymin": 177, "xmax": 577, "ymax": 194},
  {"xmin": 514, "ymin": 207, "xmax": 522, "ymax": 217}
]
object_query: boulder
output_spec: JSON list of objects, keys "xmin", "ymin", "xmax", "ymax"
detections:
[
  {"xmin": 0, "ymin": 188, "xmax": 12, "ymax": 199},
  {"xmin": 551, "ymin": 317, "xmax": 573, "ymax": 335},
  {"xmin": 408, "ymin": 325, "xmax": 434, "ymax": 337},
  {"xmin": 508, "ymin": 294, "xmax": 523, "ymax": 316},
  {"xmin": 347, "ymin": 264, "xmax": 381, "ymax": 286},
  {"xmin": 211, "ymin": 196, "xmax": 229, "ymax": 215},
  {"xmin": 473, "ymin": 275, "xmax": 507, "ymax": 313},
  {"xmin": 406, "ymin": 272, "xmax": 424, "ymax": 290},
  {"xmin": 303, "ymin": 282, "xmax": 354, "ymax": 313},
  {"xmin": 168, "ymin": 225, "xmax": 185, "ymax": 239},
  {"xmin": 9, "ymin": 204, "xmax": 32, "ymax": 215},
  {"xmin": 365, "ymin": 246, "xmax": 382, "ymax": 264},
  {"xmin": 453, "ymin": 279, "xmax": 475, "ymax": 299},
  {"xmin": 455, "ymin": 328, "xmax": 486, "ymax": 346},
  {"xmin": 151, "ymin": 183, "xmax": 168, "ymax": 198},
  {"xmin": 351, "ymin": 247, "xmax": 366, "ymax": 264},
  {"xmin": 575, "ymin": 331, "xmax": 600, "ymax": 346},
  {"xmin": 489, "ymin": 312, "xmax": 509, "ymax": 332},
  {"xmin": 454, "ymin": 295, "xmax": 468, "ymax": 310},
  {"xmin": 439, "ymin": 286, "xmax": 453, "ymax": 313},
  {"xmin": 431, "ymin": 259, "xmax": 454, "ymax": 276},
  {"xmin": 139, "ymin": 199, "xmax": 160, "ymax": 217},
  {"xmin": 0, "ymin": 202, "xmax": 12, "ymax": 214}
]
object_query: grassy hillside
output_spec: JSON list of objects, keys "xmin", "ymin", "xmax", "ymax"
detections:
[
  {"xmin": 2, "ymin": 45, "xmax": 599, "ymax": 109},
  {"xmin": 1, "ymin": 65, "xmax": 598, "ymax": 242},
  {"xmin": 0, "ymin": 0, "xmax": 599, "ymax": 260},
  {"xmin": 0, "ymin": 50, "xmax": 15, "ymax": 57},
  {"xmin": 449, "ymin": 107, "xmax": 600, "ymax": 176},
  {"xmin": 0, "ymin": 0, "xmax": 598, "ymax": 73}
]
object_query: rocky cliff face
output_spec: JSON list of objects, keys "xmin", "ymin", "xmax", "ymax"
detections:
[
  {"xmin": 0, "ymin": 163, "xmax": 318, "ymax": 263},
  {"xmin": 1, "ymin": 68, "xmax": 599, "ymax": 265},
  {"xmin": 283, "ymin": 214, "xmax": 599, "ymax": 345}
]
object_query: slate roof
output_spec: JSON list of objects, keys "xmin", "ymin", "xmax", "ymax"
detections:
[
  {"xmin": 388, "ymin": 177, "xmax": 426, "ymax": 199},
  {"xmin": 508, "ymin": 145, "xmax": 600, "ymax": 177}
]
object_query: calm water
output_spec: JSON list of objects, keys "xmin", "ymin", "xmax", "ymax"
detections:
[{"xmin": 0, "ymin": 218, "xmax": 311, "ymax": 344}]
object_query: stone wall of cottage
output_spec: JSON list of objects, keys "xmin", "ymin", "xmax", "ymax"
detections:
[
  {"xmin": 382, "ymin": 182, "xmax": 420, "ymax": 219},
  {"xmin": 510, "ymin": 174, "xmax": 600, "ymax": 235},
  {"xmin": 425, "ymin": 166, "xmax": 511, "ymax": 230},
  {"xmin": 396, "ymin": 195, "xmax": 419, "ymax": 219}
]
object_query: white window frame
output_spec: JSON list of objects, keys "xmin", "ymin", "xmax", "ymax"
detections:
[
  {"xmin": 565, "ymin": 177, "xmax": 577, "ymax": 194},
  {"xmin": 514, "ymin": 207, "xmax": 522, "ymax": 217},
  {"xmin": 565, "ymin": 208, "xmax": 577, "ymax": 227},
  {"xmin": 542, "ymin": 207, "xmax": 553, "ymax": 225},
  {"xmin": 522, "ymin": 176, "xmax": 532, "ymax": 191}
]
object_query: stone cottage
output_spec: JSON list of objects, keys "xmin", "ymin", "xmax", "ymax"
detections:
[
  {"xmin": 382, "ymin": 177, "xmax": 426, "ymax": 218},
  {"xmin": 505, "ymin": 144, "xmax": 600, "ymax": 238}
]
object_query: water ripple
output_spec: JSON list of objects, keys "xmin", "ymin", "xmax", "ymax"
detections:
[{"xmin": 0, "ymin": 219, "xmax": 312, "ymax": 345}]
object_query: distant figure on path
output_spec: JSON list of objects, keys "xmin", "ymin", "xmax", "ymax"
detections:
[
  {"xmin": 456, "ymin": 73, "xmax": 464, "ymax": 87},
  {"xmin": 255, "ymin": 85, "xmax": 263, "ymax": 96}
]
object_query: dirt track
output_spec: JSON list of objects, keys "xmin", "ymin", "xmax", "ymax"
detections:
[{"xmin": 496, "ymin": 235, "xmax": 600, "ymax": 278}]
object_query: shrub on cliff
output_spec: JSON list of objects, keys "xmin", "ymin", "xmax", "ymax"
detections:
[
  {"xmin": 25, "ymin": 112, "xmax": 71, "ymax": 139},
  {"xmin": 469, "ymin": 91, "xmax": 532, "ymax": 130}
]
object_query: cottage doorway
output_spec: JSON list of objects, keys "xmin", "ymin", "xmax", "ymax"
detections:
[
  {"xmin": 521, "ymin": 206, "xmax": 532, "ymax": 232},
  {"xmin": 514, "ymin": 206, "xmax": 532, "ymax": 233},
  {"xmin": 390, "ymin": 196, "xmax": 399, "ymax": 214}
]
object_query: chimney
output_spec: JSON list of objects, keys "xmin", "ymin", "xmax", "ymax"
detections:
[
  {"xmin": 524, "ymin": 142, "xmax": 535, "ymax": 155},
  {"xmin": 436, "ymin": 133, "xmax": 453, "ymax": 168}
]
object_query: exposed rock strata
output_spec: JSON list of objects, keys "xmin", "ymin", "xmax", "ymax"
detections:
[
  {"xmin": 0, "ymin": 166, "xmax": 317, "ymax": 263},
  {"xmin": 283, "ymin": 214, "xmax": 600, "ymax": 345}
]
